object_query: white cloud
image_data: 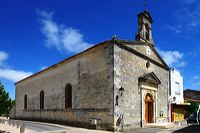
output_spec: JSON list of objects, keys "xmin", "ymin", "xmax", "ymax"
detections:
[
  {"xmin": 0, "ymin": 51, "xmax": 33, "ymax": 82},
  {"xmin": 0, "ymin": 51, "xmax": 9, "ymax": 66},
  {"xmin": 0, "ymin": 68, "xmax": 32, "ymax": 82},
  {"xmin": 40, "ymin": 66, "xmax": 48, "ymax": 70},
  {"xmin": 189, "ymin": 75, "xmax": 200, "ymax": 86},
  {"xmin": 182, "ymin": 0, "xmax": 197, "ymax": 4},
  {"xmin": 192, "ymin": 75, "xmax": 200, "ymax": 80},
  {"xmin": 177, "ymin": 61, "xmax": 187, "ymax": 68},
  {"xmin": 169, "ymin": 1, "xmax": 200, "ymax": 34},
  {"xmin": 39, "ymin": 10, "xmax": 92, "ymax": 53},
  {"xmin": 193, "ymin": 81, "xmax": 200, "ymax": 85},
  {"xmin": 167, "ymin": 26, "xmax": 181, "ymax": 34},
  {"xmin": 157, "ymin": 48, "xmax": 186, "ymax": 68}
]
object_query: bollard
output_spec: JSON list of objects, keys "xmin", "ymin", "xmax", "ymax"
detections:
[
  {"xmin": 12, "ymin": 120, "xmax": 15, "ymax": 127},
  {"xmin": 17, "ymin": 121, "xmax": 20, "ymax": 128},
  {"xmin": 8, "ymin": 119, "xmax": 11, "ymax": 126},
  {"xmin": 20, "ymin": 123, "xmax": 25, "ymax": 133}
]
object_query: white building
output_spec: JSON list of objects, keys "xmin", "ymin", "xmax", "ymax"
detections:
[
  {"xmin": 170, "ymin": 68, "xmax": 184, "ymax": 104},
  {"xmin": 169, "ymin": 68, "xmax": 190, "ymax": 122}
]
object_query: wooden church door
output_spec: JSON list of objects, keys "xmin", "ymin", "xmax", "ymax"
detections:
[{"xmin": 145, "ymin": 93, "xmax": 153, "ymax": 123}]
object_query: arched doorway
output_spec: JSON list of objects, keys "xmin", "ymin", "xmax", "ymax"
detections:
[{"xmin": 145, "ymin": 93, "xmax": 153, "ymax": 123}]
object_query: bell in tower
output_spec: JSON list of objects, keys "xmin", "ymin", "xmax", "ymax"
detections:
[{"xmin": 135, "ymin": 10, "xmax": 154, "ymax": 46}]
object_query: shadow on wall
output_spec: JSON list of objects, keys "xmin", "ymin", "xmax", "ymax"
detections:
[{"xmin": 173, "ymin": 125, "xmax": 200, "ymax": 133}]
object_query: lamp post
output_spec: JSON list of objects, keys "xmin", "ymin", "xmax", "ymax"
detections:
[
  {"xmin": 119, "ymin": 87, "xmax": 124, "ymax": 132},
  {"xmin": 115, "ymin": 86, "xmax": 125, "ymax": 131},
  {"xmin": 115, "ymin": 87, "xmax": 125, "ymax": 106},
  {"xmin": 119, "ymin": 87, "xmax": 125, "ymax": 96}
]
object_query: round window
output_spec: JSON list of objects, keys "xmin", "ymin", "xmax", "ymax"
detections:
[{"xmin": 146, "ymin": 61, "xmax": 150, "ymax": 69}]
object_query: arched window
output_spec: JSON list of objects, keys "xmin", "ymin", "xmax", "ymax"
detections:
[
  {"xmin": 145, "ymin": 24, "xmax": 150, "ymax": 41},
  {"xmin": 65, "ymin": 84, "xmax": 72, "ymax": 108},
  {"xmin": 24, "ymin": 94, "xmax": 27, "ymax": 110},
  {"xmin": 40, "ymin": 90, "xmax": 44, "ymax": 110}
]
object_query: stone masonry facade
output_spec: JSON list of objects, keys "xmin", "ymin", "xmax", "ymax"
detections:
[
  {"xmin": 113, "ymin": 40, "xmax": 169, "ymax": 129},
  {"xmin": 15, "ymin": 42, "xmax": 115, "ymax": 130}
]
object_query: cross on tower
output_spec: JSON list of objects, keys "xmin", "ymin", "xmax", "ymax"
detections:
[{"xmin": 144, "ymin": 0, "xmax": 147, "ymax": 10}]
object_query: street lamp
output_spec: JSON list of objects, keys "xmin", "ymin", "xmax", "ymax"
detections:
[{"xmin": 119, "ymin": 87, "xmax": 125, "ymax": 96}]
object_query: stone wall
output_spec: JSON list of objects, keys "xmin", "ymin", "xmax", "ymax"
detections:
[
  {"xmin": 127, "ymin": 44, "xmax": 163, "ymax": 65},
  {"xmin": 15, "ymin": 42, "xmax": 114, "ymax": 130},
  {"xmin": 113, "ymin": 43, "xmax": 169, "ymax": 129}
]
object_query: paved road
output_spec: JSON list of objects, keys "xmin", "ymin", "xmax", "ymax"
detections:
[
  {"xmin": 125, "ymin": 127, "xmax": 163, "ymax": 133},
  {"xmin": 124, "ymin": 124, "xmax": 200, "ymax": 133},
  {"xmin": 24, "ymin": 122, "xmax": 67, "ymax": 132},
  {"xmin": 0, "ymin": 120, "xmax": 200, "ymax": 133},
  {"xmin": 0, "ymin": 120, "xmax": 112, "ymax": 133},
  {"xmin": 172, "ymin": 124, "xmax": 200, "ymax": 133}
]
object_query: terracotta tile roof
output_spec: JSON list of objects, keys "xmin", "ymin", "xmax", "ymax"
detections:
[{"xmin": 184, "ymin": 98, "xmax": 200, "ymax": 103}]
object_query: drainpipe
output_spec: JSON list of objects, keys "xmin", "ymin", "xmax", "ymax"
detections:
[
  {"xmin": 139, "ymin": 82, "xmax": 143, "ymax": 127},
  {"xmin": 120, "ymin": 114, "xmax": 124, "ymax": 131}
]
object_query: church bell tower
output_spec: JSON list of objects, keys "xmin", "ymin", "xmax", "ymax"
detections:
[{"xmin": 135, "ymin": 10, "xmax": 154, "ymax": 46}]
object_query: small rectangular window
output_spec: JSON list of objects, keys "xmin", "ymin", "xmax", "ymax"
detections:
[{"xmin": 175, "ymin": 82, "xmax": 180, "ymax": 95}]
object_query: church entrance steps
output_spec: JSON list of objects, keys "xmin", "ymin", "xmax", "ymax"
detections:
[{"xmin": 145, "ymin": 123, "xmax": 174, "ymax": 129}]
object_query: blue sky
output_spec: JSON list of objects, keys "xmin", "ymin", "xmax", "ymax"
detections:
[{"xmin": 0, "ymin": 0, "xmax": 200, "ymax": 99}]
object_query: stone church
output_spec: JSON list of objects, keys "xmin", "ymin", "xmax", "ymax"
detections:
[{"xmin": 14, "ymin": 10, "xmax": 170, "ymax": 131}]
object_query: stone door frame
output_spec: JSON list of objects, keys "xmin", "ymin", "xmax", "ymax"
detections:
[
  {"xmin": 139, "ymin": 72, "xmax": 161, "ymax": 127},
  {"xmin": 140, "ymin": 86, "xmax": 157, "ymax": 126}
]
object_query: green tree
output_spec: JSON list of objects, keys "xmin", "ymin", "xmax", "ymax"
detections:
[{"xmin": 0, "ymin": 82, "xmax": 15, "ymax": 117}]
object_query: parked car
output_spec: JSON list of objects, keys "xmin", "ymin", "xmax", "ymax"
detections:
[
  {"xmin": 187, "ymin": 108, "xmax": 200, "ymax": 124},
  {"xmin": 186, "ymin": 112, "xmax": 198, "ymax": 123}
]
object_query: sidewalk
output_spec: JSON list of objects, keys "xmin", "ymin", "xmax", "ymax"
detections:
[
  {"xmin": 0, "ymin": 117, "xmax": 112, "ymax": 133},
  {"xmin": 1, "ymin": 117, "xmax": 196, "ymax": 133},
  {"xmin": 23, "ymin": 121, "xmax": 112, "ymax": 133}
]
